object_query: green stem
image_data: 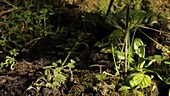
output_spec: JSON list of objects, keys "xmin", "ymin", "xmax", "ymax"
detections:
[
  {"xmin": 111, "ymin": 43, "xmax": 120, "ymax": 75},
  {"xmin": 62, "ymin": 42, "xmax": 78, "ymax": 66},
  {"xmin": 124, "ymin": 4, "xmax": 130, "ymax": 75}
]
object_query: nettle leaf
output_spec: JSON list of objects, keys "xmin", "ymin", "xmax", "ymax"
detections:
[
  {"xmin": 129, "ymin": 73, "xmax": 151, "ymax": 89},
  {"xmin": 134, "ymin": 38, "xmax": 145, "ymax": 58}
]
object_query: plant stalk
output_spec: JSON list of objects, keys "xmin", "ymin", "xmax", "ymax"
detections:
[{"xmin": 124, "ymin": 4, "xmax": 130, "ymax": 76}]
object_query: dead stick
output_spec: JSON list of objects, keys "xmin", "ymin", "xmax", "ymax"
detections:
[{"xmin": 0, "ymin": 7, "xmax": 18, "ymax": 16}]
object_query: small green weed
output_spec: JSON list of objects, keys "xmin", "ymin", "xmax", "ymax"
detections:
[
  {"xmin": 27, "ymin": 59, "xmax": 75, "ymax": 91},
  {"xmin": 0, "ymin": 49, "xmax": 19, "ymax": 70}
]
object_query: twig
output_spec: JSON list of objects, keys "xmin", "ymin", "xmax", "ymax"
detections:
[
  {"xmin": 137, "ymin": 24, "xmax": 170, "ymax": 37},
  {"xmin": 0, "ymin": 0, "xmax": 18, "ymax": 16},
  {"xmin": 0, "ymin": 7, "xmax": 18, "ymax": 16},
  {"xmin": 137, "ymin": 25, "xmax": 163, "ymax": 33}
]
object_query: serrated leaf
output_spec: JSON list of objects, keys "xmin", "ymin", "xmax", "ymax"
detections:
[{"xmin": 129, "ymin": 73, "xmax": 151, "ymax": 88}]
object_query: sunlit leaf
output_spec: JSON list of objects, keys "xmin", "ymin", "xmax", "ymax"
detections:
[
  {"xmin": 137, "ymin": 57, "xmax": 145, "ymax": 69},
  {"xmin": 135, "ymin": 90, "xmax": 145, "ymax": 96},
  {"xmin": 67, "ymin": 59, "xmax": 75, "ymax": 68},
  {"xmin": 118, "ymin": 86, "xmax": 131, "ymax": 91},
  {"xmin": 115, "ymin": 50, "xmax": 125, "ymax": 60},
  {"xmin": 145, "ymin": 59, "xmax": 156, "ymax": 68},
  {"xmin": 44, "ymin": 69, "xmax": 51, "ymax": 75},
  {"xmin": 129, "ymin": 73, "xmax": 151, "ymax": 88},
  {"xmin": 164, "ymin": 61, "xmax": 170, "ymax": 65},
  {"xmin": 134, "ymin": 38, "xmax": 145, "ymax": 58}
]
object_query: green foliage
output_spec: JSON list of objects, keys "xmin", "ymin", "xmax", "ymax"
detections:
[
  {"xmin": 102, "ymin": 6, "xmax": 164, "ymax": 94},
  {"xmin": 133, "ymin": 38, "xmax": 146, "ymax": 70},
  {"xmin": 0, "ymin": 49, "xmax": 19, "ymax": 70},
  {"xmin": 118, "ymin": 38, "xmax": 152, "ymax": 92},
  {"xmin": 27, "ymin": 59, "xmax": 75, "ymax": 91},
  {"xmin": 90, "ymin": 4, "xmax": 170, "ymax": 95},
  {"xmin": 94, "ymin": 71, "xmax": 120, "ymax": 96},
  {"xmin": 0, "ymin": 6, "xmax": 54, "ymax": 53},
  {"xmin": 1, "ymin": 0, "xmax": 170, "ymax": 95},
  {"xmin": 134, "ymin": 38, "xmax": 145, "ymax": 58},
  {"xmin": 129, "ymin": 73, "xmax": 151, "ymax": 89}
]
